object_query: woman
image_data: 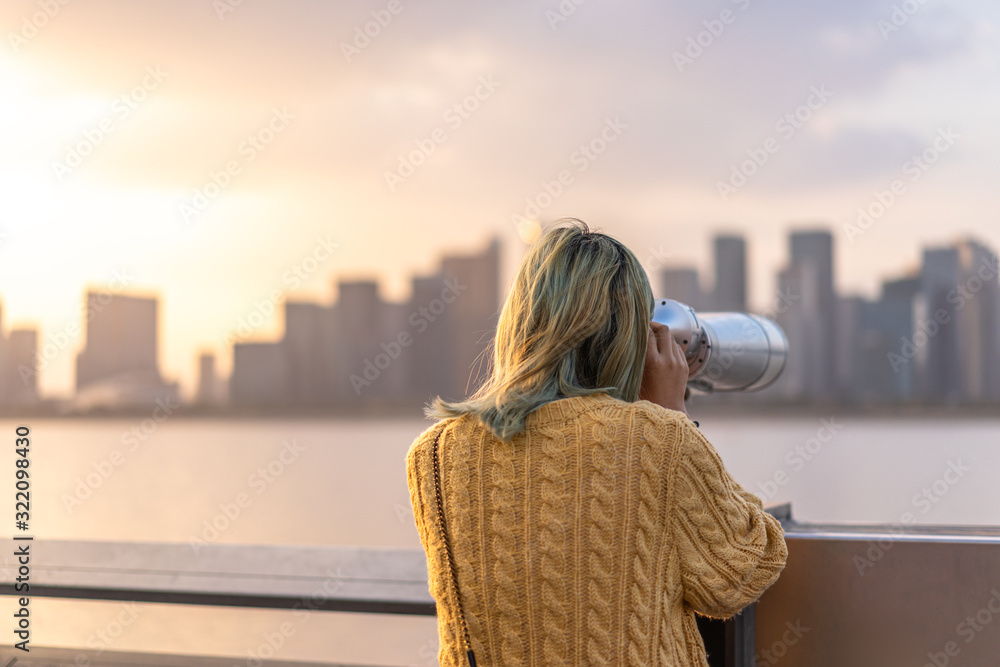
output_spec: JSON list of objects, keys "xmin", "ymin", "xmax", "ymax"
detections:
[{"xmin": 405, "ymin": 219, "xmax": 787, "ymax": 666}]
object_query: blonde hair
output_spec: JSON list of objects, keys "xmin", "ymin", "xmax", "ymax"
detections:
[{"xmin": 424, "ymin": 218, "xmax": 654, "ymax": 442}]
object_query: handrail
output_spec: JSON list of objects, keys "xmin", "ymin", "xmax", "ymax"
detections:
[{"xmin": 0, "ymin": 539, "xmax": 435, "ymax": 615}]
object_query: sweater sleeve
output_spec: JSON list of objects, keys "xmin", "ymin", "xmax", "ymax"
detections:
[
  {"xmin": 667, "ymin": 417, "xmax": 787, "ymax": 619},
  {"xmin": 405, "ymin": 423, "xmax": 453, "ymax": 587},
  {"xmin": 405, "ymin": 436, "xmax": 434, "ymax": 570}
]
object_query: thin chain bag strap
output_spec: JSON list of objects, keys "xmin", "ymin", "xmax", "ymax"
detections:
[{"xmin": 431, "ymin": 430, "xmax": 478, "ymax": 667}]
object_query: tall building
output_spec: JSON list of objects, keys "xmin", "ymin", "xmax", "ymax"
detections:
[
  {"xmin": 773, "ymin": 260, "xmax": 822, "ymax": 400},
  {"xmin": 953, "ymin": 240, "xmax": 1000, "ymax": 401},
  {"xmin": 227, "ymin": 235, "xmax": 503, "ymax": 410},
  {"xmin": 76, "ymin": 292, "xmax": 160, "ymax": 390},
  {"xmin": 375, "ymin": 300, "xmax": 414, "ymax": 401},
  {"xmin": 712, "ymin": 234, "xmax": 747, "ymax": 312},
  {"xmin": 438, "ymin": 236, "xmax": 501, "ymax": 401},
  {"xmin": 919, "ymin": 247, "xmax": 963, "ymax": 402},
  {"xmin": 0, "ymin": 311, "xmax": 39, "ymax": 407},
  {"xmin": 840, "ymin": 275, "xmax": 921, "ymax": 404},
  {"xmin": 284, "ymin": 301, "xmax": 335, "ymax": 405},
  {"xmin": 73, "ymin": 292, "xmax": 178, "ymax": 409},
  {"xmin": 230, "ymin": 342, "xmax": 289, "ymax": 405},
  {"xmin": 196, "ymin": 352, "xmax": 223, "ymax": 405},
  {"xmin": 6, "ymin": 330, "xmax": 38, "ymax": 405},
  {"xmin": 0, "ymin": 304, "xmax": 7, "ymax": 405},
  {"xmin": 875, "ymin": 276, "xmax": 921, "ymax": 400},
  {"xmin": 335, "ymin": 280, "xmax": 388, "ymax": 404},
  {"xmin": 786, "ymin": 230, "xmax": 836, "ymax": 399},
  {"xmin": 834, "ymin": 295, "xmax": 864, "ymax": 399},
  {"xmin": 659, "ymin": 268, "xmax": 706, "ymax": 310},
  {"xmin": 406, "ymin": 273, "xmax": 458, "ymax": 404}
]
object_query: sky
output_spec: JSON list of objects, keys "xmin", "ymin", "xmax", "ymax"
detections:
[{"xmin": 0, "ymin": 0, "xmax": 998, "ymax": 399}]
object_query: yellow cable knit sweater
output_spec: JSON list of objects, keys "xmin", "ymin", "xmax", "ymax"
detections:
[{"xmin": 405, "ymin": 391, "xmax": 787, "ymax": 666}]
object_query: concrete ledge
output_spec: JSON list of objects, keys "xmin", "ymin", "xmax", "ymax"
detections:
[
  {"xmin": 0, "ymin": 645, "xmax": 386, "ymax": 667},
  {"xmin": 0, "ymin": 539, "xmax": 435, "ymax": 616}
]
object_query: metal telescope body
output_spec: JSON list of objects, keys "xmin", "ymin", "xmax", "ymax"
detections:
[{"xmin": 651, "ymin": 298, "xmax": 788, "ymax": 393}]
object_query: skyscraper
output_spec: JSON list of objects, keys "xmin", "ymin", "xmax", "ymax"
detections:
[
  {"xmin": 76, "ymin": 292, "xmax": 160, "ymax": 390},
  {"xmin": 919, "ymin": 247, "xmax": 963, "ymax": 401},
  {"xmin": 875, "ymin": 276, "xmax": 921, "ymax": 400},
  {"xmin": 954, "ymin": 240, "xmax": 1000, "ymax": 401},
  {"xmin": 335, "ymin": 279, "xmax": 387, "ymax": 404},
  {"xmin": 439, "ymin": 236, "xmax": 501, "ymax": 400},
  {"xmin": 406, "ymin": 273, "xmax": 460, "ymax": 403},
  {"xmin": 712, "ymin": 234, "xmax": 747, "ymax": 312},
  {"xmin": 227, "ymin": 236, "xmax": 503, "ymax": 410},
  {"xmin": 0, "ymin": 304, "xmax": 6, "ymax": 405},
  {"xmin": 773, "ymin": 260, "xmax": 821, "ymax": 400},
  {"xmin": 196, "ymin": 352, "xmax": 221, "ymax": 404},
  {"xmin": 2, "ymin": 329, "xmax": 39, "ymax": 407},
  {"xmin": 73, "ymin": 291, "xmax": 178, "ymax": 409},
  {"xmin": 284, "ymin": 301, "xmax": 334, "ymax": 405},
  {"xmin": 230, "ymin": 342, "xmax": 289, "ymax": 405},
  {"xmin": 834, "ymin": 295, "xmax": 863, "ymax": 398},
  {"xmin": 788, "ymin": 230, "xmax": 836, "ymax": 399},
  {"xmin": 659, "ymin": 268, "xmax": 705, "ymax": 310}
]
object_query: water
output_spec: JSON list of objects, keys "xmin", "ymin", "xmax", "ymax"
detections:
[{"xmin": 2, "ymin": 415, "xmax": 999, "ymax": 664}]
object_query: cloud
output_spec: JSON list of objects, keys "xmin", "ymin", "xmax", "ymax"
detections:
[
  {"xmin": 5, "ymin": 0, "xmax": 985, "ymax": 202},
  {"xmin": 750, "ymin": 124, "xmax": 931, "ymax": 192}
]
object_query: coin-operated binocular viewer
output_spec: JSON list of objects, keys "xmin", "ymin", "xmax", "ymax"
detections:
[{"xmin": 652, "ymin": 298, "xmax": 788, "ymax": 393}]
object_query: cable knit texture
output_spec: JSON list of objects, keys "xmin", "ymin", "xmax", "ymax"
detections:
[{"xmin": 405, "ymin": 391, "xmax": 787, "ymax": 666}]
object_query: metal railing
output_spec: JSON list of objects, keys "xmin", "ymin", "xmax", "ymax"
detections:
[{"xmin": 5, "ymin": 503, "xmax": 1000, "ymax": 667}]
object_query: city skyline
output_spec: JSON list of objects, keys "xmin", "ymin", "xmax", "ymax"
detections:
[
  {"xmin": 2, "ymin": 222, "xmax": 999, "ymax": 407},
  {"xmin": 5, "ymin": 5, "xmax": 999, "ymax": 663},
  {"xmin": 3, "ymin": 0, "xmax": 1000, "ymax": 399}
]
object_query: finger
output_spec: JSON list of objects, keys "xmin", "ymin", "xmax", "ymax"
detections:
[
  {"xmin": 650, "ymin": 322, "xmax": 669, "ymax": 353},
  {"xmin": 668, "ymin": 333, "xmax": 688, "ymax": 364},
  {"xmin": 655, "ymin": 323, "xmax": 677, "ymax": 352}
]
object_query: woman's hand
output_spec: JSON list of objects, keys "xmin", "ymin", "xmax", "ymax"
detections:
[{"xmin": 639, "ymin": 321, "xmax": 689, "ymax": 415}]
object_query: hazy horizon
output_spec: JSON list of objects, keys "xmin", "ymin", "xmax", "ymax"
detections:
[{"xmin": 1, "ymin": 0, "xmax": 998, "ymax": 397}]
